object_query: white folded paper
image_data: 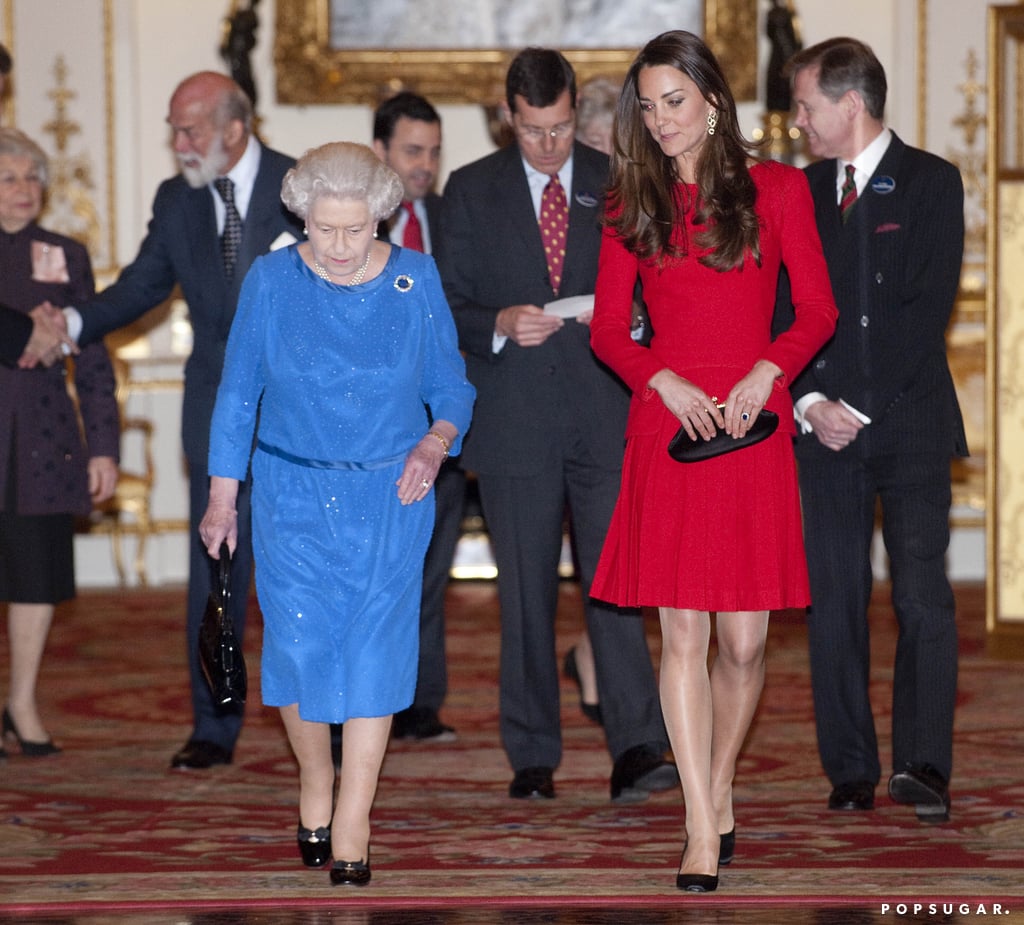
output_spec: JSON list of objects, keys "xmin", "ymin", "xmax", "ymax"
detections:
[{"xmin": 543, "ymin": 294, "xmax": 595, "ymax": 319}]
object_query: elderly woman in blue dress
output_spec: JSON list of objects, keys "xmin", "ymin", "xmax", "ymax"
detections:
[{"xmin": 199, "ymin": 142, "xmax": 474, "ymax": 886}]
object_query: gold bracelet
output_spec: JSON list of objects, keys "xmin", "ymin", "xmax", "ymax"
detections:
[{"xmin": 426, "ymin": 430, "xmax": 450, "ymax": 459}]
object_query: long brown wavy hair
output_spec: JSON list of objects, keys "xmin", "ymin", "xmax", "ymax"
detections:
[{"xmin": 605, "ymin": 30, "xmax": 763, "ymax": 271}]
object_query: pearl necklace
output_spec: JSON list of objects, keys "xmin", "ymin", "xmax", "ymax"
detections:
[{"xmin": 314, "ymin": 251, "xmax": 371, "ymax": 286}]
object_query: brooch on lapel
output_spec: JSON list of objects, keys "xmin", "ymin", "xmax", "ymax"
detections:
[
  {"xmin": 394, "ymin": 274, "xmax": 414, "ymax": 292},
  {"xmin": 575, "ymin": 191, "xmax": 599, "ymax": 208},
  {"xmin": 871, "ymin": 176, "xmax": 896, "ymax": 195}
]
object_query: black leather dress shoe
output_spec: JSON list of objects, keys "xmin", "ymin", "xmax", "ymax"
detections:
[
  {"xmin": 329, "ymin": 858, "xmax": 371, "ymax": 886},
  {"xmin": 828, "ymin": 780, "xmax": 875, "ymax": 811},
  {"xmin": 392, "ymin": 706, "xmax": 457, "ymax": 742},
  {"xmin": 170, "ymin": 739, "xmax": 232, "ymax": 770},
  {"xmin": 889, "ymin": 764, "xmax": 951, "ymax": 823},
  {"xmin": 610, "ymin": 744, "xmax": 679, "ymax": 803},
  {"xmin": 509, "ymin": 766, "xmax": 555, "ymax": 799}
]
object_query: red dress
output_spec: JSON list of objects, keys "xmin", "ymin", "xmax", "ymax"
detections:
[{"xmin": 590, "ymin": 161, "xmax": 837, "ymax": 611}]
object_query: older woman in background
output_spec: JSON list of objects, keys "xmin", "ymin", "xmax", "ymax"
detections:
[
  {"xmin": 200, "ymin": 141, "xmax": 474, "ymax": 886},
  {"xmin": 0, "ymin": 128, "xmax": 119, "ymax": 759},
  {"xmin": 576, "ymin": 75, "xmax": 619, "ymax": 156}
]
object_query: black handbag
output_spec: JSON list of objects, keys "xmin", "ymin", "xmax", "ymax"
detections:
[
  {"xmin": 667, "ymin": 406, "xmax": 779, "ymax": 463},
  {"xmin": 198, "ymin": 543, "xmax": 247, "ymax": 706}
]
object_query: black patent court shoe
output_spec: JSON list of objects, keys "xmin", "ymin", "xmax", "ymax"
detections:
[
  {"xmin": 2, "ymin": 707, "xmax": 61, "ymax": 757},
  {"xmin": 296, "ymin": 824, "xmax": 331, "ymax": 868},
  {"xmin": 330, "ymin": 858, "xmax": 371, "ymax": 886},
  {"xmin": 676, "ymin": 872, "xmax": 719, "ymax": 893},
  {"xmin": 718, "ymin": 828, "xmax": 736, "ymax": 866}
]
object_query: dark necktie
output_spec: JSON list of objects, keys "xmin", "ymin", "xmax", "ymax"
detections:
[
  {"xmin": 539, "ymin": 174, "xmax": 568, "ymax": 294},
  {"xmin": 214, "ymin": 177, "xmax": 243, "ymax": 278},
  {"xmin": 839, "ymin": 163, "xmax": 858, "ymax": 223},
  {"xmin": 402, "ymin": 200, "xmax": 424, "ymax": 252}
]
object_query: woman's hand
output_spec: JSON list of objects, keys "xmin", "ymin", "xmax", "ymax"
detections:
[
  {"xmin": 199, "ymin": 476, "xmax": 240, "ymax": 557},
  {"xmin": 649, "ymin": 369, "xmax": 724, "ymax": 442},
  {"xmin": 723, "ymin": 360, "xmax": 782, "ymax": 437},
  {"xmin": 87, "ymin": 456, "xmax": 118, "ymax": 503},
  {"xmin": 397, "ymin": 423, "xmax": 458, "ymax": 505}
]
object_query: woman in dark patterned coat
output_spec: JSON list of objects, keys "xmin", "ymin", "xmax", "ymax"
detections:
[{"xmin": 0, "ymin": 128, "xmax": 119, "ymax": 758}]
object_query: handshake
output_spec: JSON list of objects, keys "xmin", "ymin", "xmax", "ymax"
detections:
[{"xmin": 19, "ymin": 301, "xmax": 79, "ymax": 369}]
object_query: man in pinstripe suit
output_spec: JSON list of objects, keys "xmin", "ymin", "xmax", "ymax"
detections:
[{"xmin": 780, "ymin": 38, "xmax": 967, "ymax": 823}]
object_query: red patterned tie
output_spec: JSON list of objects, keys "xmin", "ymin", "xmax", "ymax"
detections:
[
  {"xmin": 539, "ymin": 174, "xmax": 568, "ymax": 294},
  {"xmin": 402, "ymin": 200, "xmax": 424, "ymax": 252},
  {"xmin": 839, "ymin": 163, "xmax": 858, "ymax": 223}
]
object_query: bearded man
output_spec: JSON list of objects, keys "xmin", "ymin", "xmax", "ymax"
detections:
[{"xmin": 60, "ymin": 71, "xmax": 302, "ymax": 769}]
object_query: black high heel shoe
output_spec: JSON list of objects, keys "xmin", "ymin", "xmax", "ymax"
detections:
[
  {"xmin": 718, "ymin": 828, "xmax": 736, "ymax": 866},
  {"xmin": 676, "ymin": 844, "xmax": 720, "ymax": 893},
  {"xmin": 329, "ymin": 856, "xmax": 371, "ymax": 886},
  {"xmin": 676, "ymin": 871, "xmax": 719, "ymax": 893},
  {"xmin": 296, "ymin": 824, "xmax": 332, "ymax": 868},
  {"xmin": 2, "ymin": 708, "xmax": 61, "ymax": 757},
  {"xmin": 562, "ymin": 648, "xmax": 603, "ymax": 724}
]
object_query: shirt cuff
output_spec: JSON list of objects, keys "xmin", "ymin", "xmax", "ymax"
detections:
[
  {"xmin": 492, "ymin": 332, "xmax": 508, "ymax": 354},
  {"xmin": 62, "ymin": 306, "xmax": 83, "ymax": 352},
  {"xmin": 794, "ymin": 392, "xmax": 826, "ymax": 433}
]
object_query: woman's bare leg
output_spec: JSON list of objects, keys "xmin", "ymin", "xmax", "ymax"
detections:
[
  {"xmin": 709, "ymin": 611, "xmax": 769, "ymax": 836},
  {"xmin": 331, "ymin": 715, "xmax": 392, "ymax": 862},
  {"xmin": 5, "ymin": 603, "xmax": 56, "ymax": 742},
  {"xmin": 279, "ymin": 704, "xmax": 335, "ymax": 831},
  {"xmin": 659, "ymin": 607, "xmax": 718, "ymax": 876}
]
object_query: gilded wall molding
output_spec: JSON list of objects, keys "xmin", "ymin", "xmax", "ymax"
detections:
[{"xmin": 274, "ymin": 0, "xmax": 758, "ymax": 106}]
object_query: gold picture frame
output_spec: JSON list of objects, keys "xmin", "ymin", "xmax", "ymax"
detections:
[{"xmin": 275, "ymin": 0, "xmax": 758, "ymax": 106}]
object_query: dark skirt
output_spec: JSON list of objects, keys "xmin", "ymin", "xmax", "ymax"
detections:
[{"xmin": 1, "ymin": 459, "xmax": 76, "ymax": 603}]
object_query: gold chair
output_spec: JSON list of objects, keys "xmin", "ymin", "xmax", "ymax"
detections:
[{"xmin": 89, "ymin": 356, "xmax": 156, "ymax": 585}]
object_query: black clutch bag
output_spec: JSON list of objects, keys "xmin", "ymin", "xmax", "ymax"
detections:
[
  {"xmin": 667, "ymin": 406, "xmax": 779, "ymax": 463},
  {"xmin": 198, "ymin": 543, "xmax": 247, "ymax": 706}
]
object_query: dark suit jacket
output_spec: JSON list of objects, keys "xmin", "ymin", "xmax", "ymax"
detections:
[
  {"xmin": 377, "ymin": 192, "xmax": 442, "ymax": 251},
  {"xmin": 436, "ymin": 142, "xmax": 627, "ymax": 475},
  {"xmin": 0, "ymin": 305, "xmax": 32, "ymax": 366},
  {"xmin": 78, "ymin": 144, "xmax": 302, "ymax": 463},
  {"xmin": 780, "ymin": 132, "xmax": 968, "ymax": 458}
]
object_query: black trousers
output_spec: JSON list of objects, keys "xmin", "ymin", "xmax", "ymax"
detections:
[
  {"xmin": 797, "ymin": 442, "xmax": 958, "ymax": 785},
  {"xmin": 186, "ymin": 457, "xmax": 253, "ymax": 752},
  {"xmin": 476, "ymin": 425, "xmax": 666, "ymax": 772}
]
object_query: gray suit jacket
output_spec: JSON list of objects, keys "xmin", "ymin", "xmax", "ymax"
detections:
[{"xmin": 436, "ymin": 142, "xmax": 626, "ymax": 475}]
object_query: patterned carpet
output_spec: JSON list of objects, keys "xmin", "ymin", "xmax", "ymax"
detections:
[{"xmin": 1, "ymin": 580, "xmax": 1021, "ymax": 923}]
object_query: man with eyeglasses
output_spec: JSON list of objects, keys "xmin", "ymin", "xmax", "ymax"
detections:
[{"xmin": 435, "ymin": 47, "xmax": 675, "ymax": 804}]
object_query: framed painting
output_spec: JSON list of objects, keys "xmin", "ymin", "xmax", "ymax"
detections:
[{"xmin": 275, "ymin": 0, "xmax": 758, "ymax": 105}]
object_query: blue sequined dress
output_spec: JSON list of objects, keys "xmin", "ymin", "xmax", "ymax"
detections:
[{"xmin": 209, "ymin": 245, "xmax": 475, "ymax": 723}]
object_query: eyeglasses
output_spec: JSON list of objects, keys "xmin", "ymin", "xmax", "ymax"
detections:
[{"xmin": 514, "ymin": 119, "xmax": 576, "ymax": 142}]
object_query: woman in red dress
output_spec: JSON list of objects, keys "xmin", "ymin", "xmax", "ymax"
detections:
[{"xmin": 590, "ymin": 31, "xmax": 837, "ymax": 892}]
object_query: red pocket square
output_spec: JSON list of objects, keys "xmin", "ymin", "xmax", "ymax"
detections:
[{"xmin": 874, "ymin": 222, "xmax": 901, "ymax": 233}]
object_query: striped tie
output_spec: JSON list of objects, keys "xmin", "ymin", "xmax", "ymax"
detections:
[{"xmin": 839, "ymin": 163, "xmax": 858, "ymax": 223}]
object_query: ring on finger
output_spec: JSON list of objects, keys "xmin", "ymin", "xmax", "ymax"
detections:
[
  {"xmin": 421, "ymin": 479, "xmax": 431, "ymax": 488},
  {"xmin": 741, "ymin": 411, "xmax": 750, "ymax": 422}
]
